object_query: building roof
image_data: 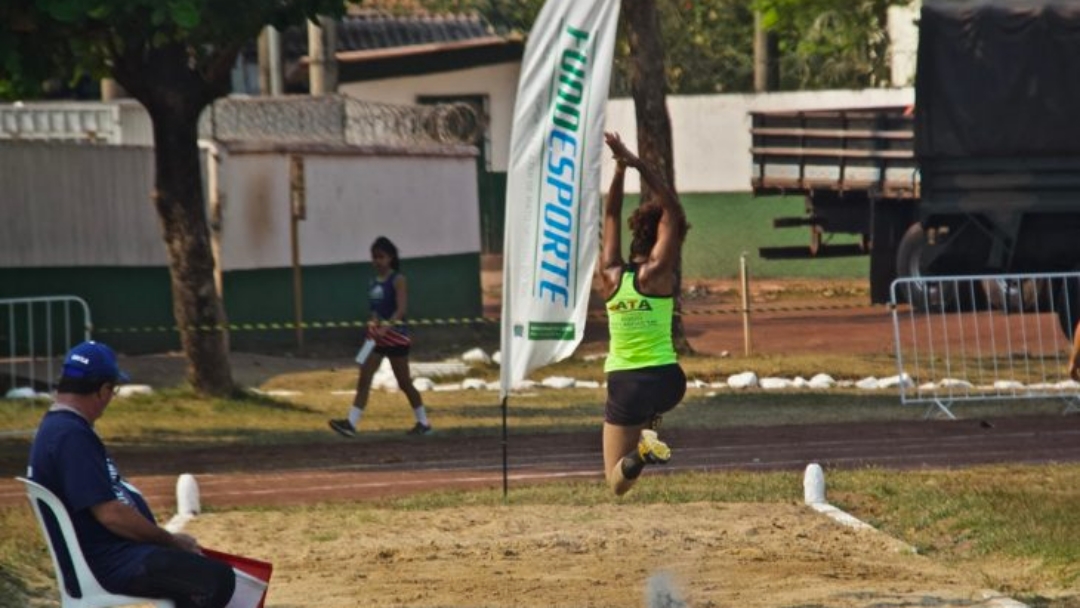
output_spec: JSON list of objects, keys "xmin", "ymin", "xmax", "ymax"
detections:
[
  {"xmin": 245, "ymin": 11, "xmax": 522, "ymax": 90},
  {"xmin": 249, "ymin": 12, "xmax": 500, "ymax": 63}
]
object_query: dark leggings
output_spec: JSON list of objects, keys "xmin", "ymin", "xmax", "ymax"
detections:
[{"xmin": 123, "ymin": 548, "xmax": 235, "ymax": 608}]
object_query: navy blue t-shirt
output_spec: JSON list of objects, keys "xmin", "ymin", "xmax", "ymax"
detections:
[
  {"xmin": 27, "ymin": 409, "xmax": 157, "ymax": 592},
  {"xmin": 369, "ymin": 272, "xmax": 409, "ymax": 336}
]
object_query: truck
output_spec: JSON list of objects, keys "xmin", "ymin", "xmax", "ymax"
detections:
[{"xmin": 751, "ymin": 0, "xmax": 1080, "ymax": 334}]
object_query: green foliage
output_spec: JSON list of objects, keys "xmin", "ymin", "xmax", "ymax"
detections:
[
  {"xmin": 0, "ymin": 0, "xmax": 356, "ymax": 99},
  {"xmin": 408, "ymin": 0, "xmax": 544, "ymax": 34},
  {"xmin": 416, "ymin": 0, "xmax": 912, "ymax": 94},
  {"xmin": 753, "ymin": 0, "xmax": 913, "ymax": 89},
  {"xmin": 668, "ymin": 0, "xmax": 757, "ymax": 93}
]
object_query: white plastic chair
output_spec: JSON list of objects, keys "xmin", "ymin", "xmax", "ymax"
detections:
[{"xmin": 17, "ymin": 476, "xmax": 175, "ymax": 608}]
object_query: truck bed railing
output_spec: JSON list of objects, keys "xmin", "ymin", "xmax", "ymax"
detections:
[{"xmin": 751, "ymin": 106, "xmax": 919, "ymax": 199}]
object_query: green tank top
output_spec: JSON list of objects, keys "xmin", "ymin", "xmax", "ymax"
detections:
[{"xmin": 604, "ymin": 267, "xmax": 677, "ymax": 372}]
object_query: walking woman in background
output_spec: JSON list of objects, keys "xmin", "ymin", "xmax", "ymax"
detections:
[
  {"xmin": 598, "ymin": 132, "xmax": 690, "ymax": 496},
  {"xmin": 330, "ymin": 236, "xmax": 432, "ymax": 437}
]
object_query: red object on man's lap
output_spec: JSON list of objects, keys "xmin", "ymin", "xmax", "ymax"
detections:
[{"xmin": 203, "ymin": 548, "xmax": 273, "ymax": 608}]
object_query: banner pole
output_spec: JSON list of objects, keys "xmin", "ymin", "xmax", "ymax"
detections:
[{"xmin": 501, "ymin": 395, "xmax": 509, "ymax": 500}]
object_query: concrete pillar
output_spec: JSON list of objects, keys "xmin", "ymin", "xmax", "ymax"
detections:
[
  {"xmin": 803, "ymin": 463, "xmax": 826, "ymax": 504},
  {"xmin": 100, "ymin": 78, "xmax": 127, "ymax": 101}
]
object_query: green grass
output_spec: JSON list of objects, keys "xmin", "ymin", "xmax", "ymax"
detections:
[
  {"xmin": 4, "ymin": 350, "xmax": 1067, "ymax": 457},
  {"xmin": 628, "ymin": 192, "xmax": 870, "ymax": 280}
]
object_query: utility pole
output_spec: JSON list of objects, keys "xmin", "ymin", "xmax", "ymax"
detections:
[
  {"xmin": 753, "ymin": 11, "xmax": 779, "ymax": 92},
  {"xmin": 308, "ymin": 16, "xmax": 339, "ymax": 95}
]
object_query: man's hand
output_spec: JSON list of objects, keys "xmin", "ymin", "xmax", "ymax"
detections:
[{"xmin": 172, "ymin": 532, "xmax": 202, "ymax": 554}]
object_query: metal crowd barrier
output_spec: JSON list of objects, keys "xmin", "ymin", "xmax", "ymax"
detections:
[
  {"xmin": 1, "ymin": 296, "xmax": 92, "ymax": 396},
  {"xmin": 890, "ymin": 272, "xmax": 1080, "ymax": 418}
]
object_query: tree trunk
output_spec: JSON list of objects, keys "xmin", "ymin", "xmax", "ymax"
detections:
[
  {"xmin": 620, "ymin": 0, "xmax": 693, "ymax": 355},
  {"xmin": 113, "ymin": 43, "xmax": 236, "ymax": 396}
]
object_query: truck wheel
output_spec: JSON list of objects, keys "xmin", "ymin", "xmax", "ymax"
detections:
[
  {"xmin": 981, "ymin": 278, "xmax": 1048, "ymax": 313},
  {"xmin": 895, "ymin": 223, "xmax": 953, "ymax": 311}
]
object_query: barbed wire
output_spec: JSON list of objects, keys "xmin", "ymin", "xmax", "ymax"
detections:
[{"xmin": 199, "ymin": 95, "xmax": 482, "ymax": 147}]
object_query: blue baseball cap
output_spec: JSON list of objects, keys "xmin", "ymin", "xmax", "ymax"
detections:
[{"xmin": 61, "ymin": 341, "xmax": 130, "ymax": 383}]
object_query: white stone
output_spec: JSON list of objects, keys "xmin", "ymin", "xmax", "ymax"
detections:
[
  {"xmin": 688, "ymin": 378, "xmax": 709, "ymax": 389},
  {"xmin": 412, "ymin": 377, "xmax": 435, "ymax": 392},
  {"xmin": 939, "ymin": 378, "xmax": 974, "ymax": 389},
  {"xmin": 760, "ymin": 377, "xmax": 794, "ymax": 390},
  {"xmin": 263, "ymin": 389, "xmax": 301, "ymax": 397},
  {"xmin": 708, "ymin": 381, "xmax": 728, "ymax": 389},
  {"xmin": 461, "ymin": 348, "xmax": 491, "ymax": 364},
  {"xmin": 575, "ymin": 380, "xmax": 601, "ymax": 389},
  {"xmin": 877, "ymin": 374, "xmax": 914, "ymax": 389},
  {"xmin": 808, "ymin": 373, "xmax": 835, "ymax": 388},
  {"xmin": 541, "ymin": 376, "xmax": 576, "ymax": 389},
  {"xmin": 727, "ymin": 371, "xmax": 758, "ymax": 389},
  {"xmin": 993, "ymin": 380, "xmax": 1025, "ymax": 390},
  {"xmin": 433, "ymin": 383, "xmax": 463, "ymax": 392},
  {"xmin": 485, "ymin": 381, "xmax": 502, "ymax": 391},
  {"xmin": 918, "ymin": 382, "xmax": 937, "ymax": 391},
  {"xmin": 116, "ymin": 384, "xmax": 153, "ymax": 397},
  {"xmin": 372, "ymin": 359, "xmax": 397, "ymax": 390},
  {"xmin": 582, "ymin": 353, "xmax": 606, "ymax": 362},
  {"xmin": 792, "ymin": 376, "xmax": 811, "ymax": 389},
  {"xmin": 837, "ymin": 380, "xmax": 855, "ymax": 388},
  {"xmin": 803, "ymin": 463, "xmax": 826, "ymax": 504},
  {"xmin": 411, "ymin": 361, "xmax": 468, "ymax": 378},
  {"xmin": 855, "ymin": 377, "xmax": 880, "ymax": 390},
  {"xmin": 461, "ymin": 378, "xmax": 487, "ymax": 390},
  {"xmin": 491, "ymin": 351, "xmax": 502, "ymax": 365},
  {"xmin": 513, "ymin": 379, "xmax": 538, "ymax": 391},
  {"xmin": 176, "ymin": 474, "xmax": 200, "ymax": 516},
  {"xmin": 5, "ymin": 387, "xmax": 40, "ymax": 399}
]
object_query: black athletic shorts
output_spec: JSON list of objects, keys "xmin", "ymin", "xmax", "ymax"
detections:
[
  {"xmin": 604, "ymin": 363, "xmax": 687, "ymax": 426},
  {"xmin": 374, "ymin": 344, "xmax": 410, "ymax": 358}
]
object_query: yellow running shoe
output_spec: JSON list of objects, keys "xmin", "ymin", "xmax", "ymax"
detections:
[{"xmin": 638, "ymin": 429, "xmax": 671, "ymax": 465}]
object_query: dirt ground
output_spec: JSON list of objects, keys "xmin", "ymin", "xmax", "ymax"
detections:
[{"xmin": 186, "ymin": 502, "xmax": 1014, "ymax": 608}]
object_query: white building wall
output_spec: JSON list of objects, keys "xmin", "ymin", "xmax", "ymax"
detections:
[
  {"xmin": 602, "ymin": 88, "xmax": 914, "ymax": 193},
  {"xmin": 220, "ymin": 151, "xmax": 481, "ymax": 270},
  {"xmin": 0, "ymin": 143, "xmax": 164, "ymax": 267},
  {"xmin": 343, "ymin": 74, "xmax": 912, "ymax": 194},
  {"xmin": 1, "ymin": 87, "xmax": 917, "ymax": 269},
  {"xmin": 1, "ymin": 141, "xmax": 479, "ymax": 270},
  {"xmin": 338, "ymin": 62, "xmax": 520, "ymax": 172}
]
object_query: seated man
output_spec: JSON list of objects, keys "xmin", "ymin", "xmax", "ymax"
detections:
[{"xmin": 27, "ymin": 340, "xmax": 235, "ymax": 608}]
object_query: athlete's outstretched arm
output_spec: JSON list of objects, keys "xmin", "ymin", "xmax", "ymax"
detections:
[
  {"xmin": 604, "ymin": 133, "xmax": 687, "ymax": 278},
  {"xmin": 600, "ymin": 132, "xmax": 629, "ymax": 294}
]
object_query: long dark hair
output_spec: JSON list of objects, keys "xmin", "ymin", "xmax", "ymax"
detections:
[{"xmin": 371, "ymin": 236, "xmax": 400, "ymax": 271}]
